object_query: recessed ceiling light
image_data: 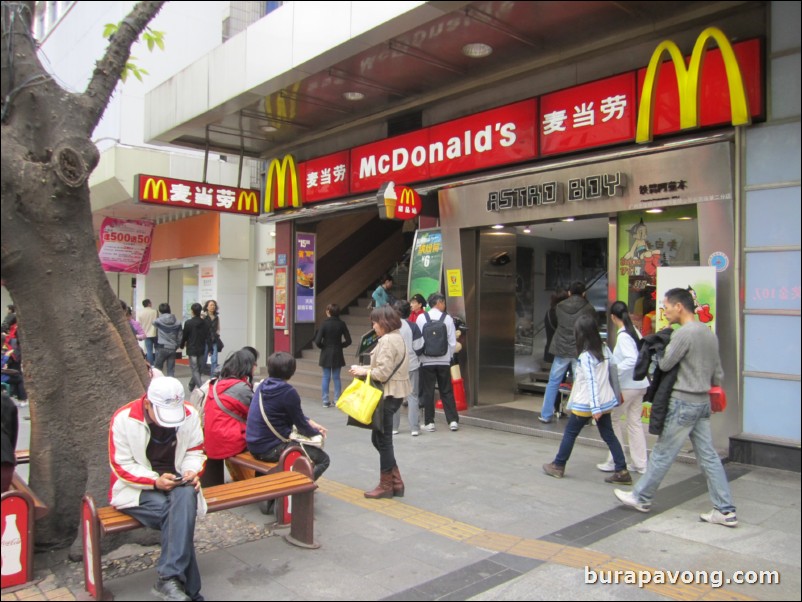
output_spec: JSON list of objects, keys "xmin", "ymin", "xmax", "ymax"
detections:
[
  {"xmin": 491, "ymin": 224, "xmax": 504, "ymax": 230},
  {"xmin": 522, "ymin": 226, "xmax": 531, "ymax": 234},
  {"xmin": 462, "ymin": 43, "xmax": 493, "ymax": 58},
  {"xmin": 260, "ymin": 124, "xmax": 278, "ymax": 133},
  {"xmin": 561, "ymin": 217, "xmax": 575, "ymax": 222},
  {"xmin": 342, "ymin": 91, "xmax": 365, "ymax": 101},
  {"xmin": 677, "ymin": 216, "xmax": 694, "ymax": 221},
  {"xmin": 646, "ymin": 208, "xmax": 664, "ymax": 214}
]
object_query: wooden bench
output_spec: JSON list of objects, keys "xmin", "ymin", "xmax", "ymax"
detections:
[
  {"xmin": 14, "ymin": 449, "xmax": 30, "ymax": 464},
  {"xmin": 10, "ymin": 473, "xmax": 49, "ymax": 520},
  {"xmin": 81, "ymin": 455, "xmax": 319, "ymax": 601}
]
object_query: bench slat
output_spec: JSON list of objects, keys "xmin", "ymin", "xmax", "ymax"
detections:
[
  {"xmin": 98, "ymin": 472, "xmax": 316, "ymax": 535},
  {"xmin": 225, "ymin": 451, "xmax": 277, "ymax": 473}
]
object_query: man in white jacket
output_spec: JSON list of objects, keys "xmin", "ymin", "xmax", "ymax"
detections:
[{"xmin": 109, "ymin": 377, "xmax": 206, "ymax": 601}]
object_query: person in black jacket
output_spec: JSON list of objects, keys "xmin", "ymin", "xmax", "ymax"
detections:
[
  {"xmin": 315, "ymin": 304, "xmax": 352, "ymax": 407},
  {"xmin": 181, "ymin": 303, "xmax": 209, "ymax": 392}
]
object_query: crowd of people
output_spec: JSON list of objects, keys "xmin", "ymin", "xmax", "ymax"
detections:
[{"xmin": 1, "ymin": 281, "xmax": 736, "ymax": 601}]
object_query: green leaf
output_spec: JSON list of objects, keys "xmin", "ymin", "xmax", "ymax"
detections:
[{"xmin": 103, "ymin": 23, "xmax": 118, "ymax": 39}]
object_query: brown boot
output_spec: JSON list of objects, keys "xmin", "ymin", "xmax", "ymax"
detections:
[
  {"xmin": 364, "ymin": 470, "xmax": 394, "ymax": 499},
  {"xmin": 390, "ymin": 466, "xmax": 405, "ymax": 497}
]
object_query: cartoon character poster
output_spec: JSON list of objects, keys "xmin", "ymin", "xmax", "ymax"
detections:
[{"xmin": 655, "ymin": 266, "xmax": 717, "ymax": 333}]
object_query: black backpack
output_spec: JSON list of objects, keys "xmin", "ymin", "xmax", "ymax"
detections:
[{"xmin": 421, "ymin": 312, "xmax": 448, "ymax": 357}]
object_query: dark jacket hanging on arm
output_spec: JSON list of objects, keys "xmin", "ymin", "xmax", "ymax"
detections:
[{"xmin": 634, "ymin": 328, "xmax": 679, "ymax": 436}]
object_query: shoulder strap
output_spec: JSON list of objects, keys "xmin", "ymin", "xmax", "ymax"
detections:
[
  {"xmin": 424, "ymin": 312, "xmax": 431, "ymax": 323},
  {"xmin": 213, "ymin": 382, "xmax": 246, "ymax": 424},
  {"xmin": 257, "ymin": 393, "xmax": 289, "ymax": 443},
  {"xmin": 438, "ymin": 312, "xmax": 446, "ymax": 323}
]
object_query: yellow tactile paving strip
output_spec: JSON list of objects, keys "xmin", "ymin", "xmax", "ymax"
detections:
[{"xmin": 317, "ymin": 478, "xmax": 757, "ymax": 601}]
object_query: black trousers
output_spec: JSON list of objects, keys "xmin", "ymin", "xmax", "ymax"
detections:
[
  {"xmin": 420, "ymin": 365, "xmax": 459, "ymax": 425},
  {"xmin": 372, "ymin": 397, "xmax": 403, "ymax": 472},
  {"xmin": 252, "ymin": 442, "xmax": 330, "ymax": 480}
]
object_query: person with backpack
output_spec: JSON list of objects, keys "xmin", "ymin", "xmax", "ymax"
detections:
[
  {"xmin": 596, "ymin": 301, "xmax": 649, "ymax": 474},
  {"xmin": 415, "ymin": 293, "xmax": 459, "ymax": 432}
]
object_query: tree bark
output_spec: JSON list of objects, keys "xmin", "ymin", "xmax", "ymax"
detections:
[{"xmin": 1, "ymin": 0, "xmax": 165, "ymax": 548}]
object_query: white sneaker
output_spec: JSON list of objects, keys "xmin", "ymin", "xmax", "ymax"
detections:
[
  {"xmin": 630, "ymin": 465, "xmax": 647, "ymax": 475},
  {"xmin": 424, "ymin": 423, "xmax": 436, "ymax": 432},
  {"xmin": 411, "ymin": 430, "xmax": 419, "ymax": 437},
  {"xmin": 596, "ymin": 461, "xmax": 615, "ymax": 472},
  {"xmin": 449, "ymin": 421, "xmax": 459, "ymax": 431},
  {"xmin": 700, "ymin": 509, "xmax": 738, "ymax": 527},
  {"xmin": 614, "ymin": 489, "xmax": 651, "ymax": 513},
  {"xmin": 392, "ymin": 430, "xmax": 400, "ymax": 435}
]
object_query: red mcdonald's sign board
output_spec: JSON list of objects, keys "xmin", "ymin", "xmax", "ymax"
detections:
[{"xmin": 135, "ymin": 174, "xmax": 261, "ymax": 216}]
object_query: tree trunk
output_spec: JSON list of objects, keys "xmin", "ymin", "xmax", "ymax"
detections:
[{"xmin": 1, "ymin": 0, "xmax": 165, "ymax": 549}]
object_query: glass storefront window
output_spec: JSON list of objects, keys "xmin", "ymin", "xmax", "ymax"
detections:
[{"xmin": 617, "ymin": 206, "xmax": 699, "ymax": 335}]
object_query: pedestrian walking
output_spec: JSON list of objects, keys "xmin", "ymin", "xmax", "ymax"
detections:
[
  {"xmin": 597, "ymin": 301, "xmax": 649, "ymax": 474},
  {"xmin": 614, "ymin": 288, "xmax": 737, "ymax": 527},
  {"xmin": 543, "ymin": 314, "xmax": 631, "ymax": 484}
]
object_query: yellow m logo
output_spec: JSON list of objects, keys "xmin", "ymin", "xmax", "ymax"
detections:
[
  {"xmin": 636, "ymin": 27, "xmax": 750, "ymax": 144},
  {"xmin": 265, "ymin": 155, "xmax": 301, "ymax": 213},
  {"xmin": 399, "ymin": 188, "xmax": 417, "ymax": 207},
  {"xmin": 142, "ymin": 178, "xmax": 168, "ymax": 202},
  {"xmin": 237, "ymin": 191, "xmax": 259, "ymax": 214}
]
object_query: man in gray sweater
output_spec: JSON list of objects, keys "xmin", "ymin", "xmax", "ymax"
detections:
[{"xmin": 615, "ymin": 287, "xmax": 737, "ymax": 527}]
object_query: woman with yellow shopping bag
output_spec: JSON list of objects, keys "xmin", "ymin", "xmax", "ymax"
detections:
[{"xmin": 349, "ymin": 305, "xmax": 410, "ymax": 498}]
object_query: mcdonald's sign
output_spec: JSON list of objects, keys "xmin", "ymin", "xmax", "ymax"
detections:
[
  {"xmin": 236, "ymin": 190, "xmax": 259, "ymax": 214},
  {"xmin": 135, "ymin": 174, "xmax": 262, "ymax": 216},
  {"xmin": 376, "ymin": 182, "xmax": 421, "ymax": 220},
  {"xmin": 636, "ymin": 28, "xmax": 763, "ymax": 143},
  {"xmin": 141, "ymin": 177, "xmax": 168, "ymax": 202},
  {"xmin": 264, "ymin": 155, "xmax": 301, "ymax": 213}
]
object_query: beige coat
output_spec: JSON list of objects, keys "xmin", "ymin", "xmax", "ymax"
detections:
[{"xmin": 369, "ymin": 330, "xmax": 411, "ymax": 399}]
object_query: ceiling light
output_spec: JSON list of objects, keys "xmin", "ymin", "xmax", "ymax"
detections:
[
  {"xmin": 677, "ymin": 216, "xmax": 694, "ymax": 221},
  {"xmin": 646, "ymin": 208, "xmax": 664, "ymax": 214},
  {"xmin": 260, "ymin": 124, "xmax": 278, "ymax": 133},
  {"xmin": 491, "ymin": 224, "xmax": 504, "ymax": 230},
  {"xmin": 561, "ymin": 217, "xmax": 575, "ymax": 222},
  {"xmin": 462, "ymin": 43, "xmax": 493, "ymax": 58},
  {"xmin": 522, "ymin": 226, "xmax": 531, "ymax": 234},
  {"xmin": 342, "ymin": 91, "xmax": 365, "ymax": 101}
]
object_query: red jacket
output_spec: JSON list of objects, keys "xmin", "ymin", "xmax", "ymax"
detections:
[{"xmin": 203, "ymin": 378, "xmax": 252, "ymax": 460}]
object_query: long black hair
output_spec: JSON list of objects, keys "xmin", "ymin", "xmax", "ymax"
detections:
[
  {"xmin": 574, "ymin": 314, "xmax": 604, "ymax": 362},
  {"xmin": 610, "ymin": 301, "xmax": 640, "ymax": 345}
]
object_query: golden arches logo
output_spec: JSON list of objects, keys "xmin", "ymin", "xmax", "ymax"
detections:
[
  {"xmin": 236, "ymin": 191, "xmax": 259, "ymax": 214},
  {"xmin": 265, "ymin": 155, "xmax": 301, "ymax": 213},
  {"xmin": 142, "ymin": 178, "xmax": 168, "ymax": 202},
  {"xmin": 398, "ymin": 187, "xmax": 418, "ymax": 207},
  {"xmin": 636, "ymin": 27, "xmax": 750, "ymax": 144}
]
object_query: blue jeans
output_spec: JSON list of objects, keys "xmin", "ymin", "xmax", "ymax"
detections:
[
  {"xmin": 145, "ymin": 337, "xmax": 157, "ymax": 365},
  {"xmin": 633, "ymin": 398, "xmax": 735, "ymax": 513},
  {"xmin": 554, "ymin": 412, "xmax": 627, "ymax": 471},
  {"xmin": 155, "ymin": 346, "xmax": 176, "ymax": 377},
  {"xmin": 321, "ymin": 367, "xmax": 342, "ymax": 405},
  {"xmin": 122, "ymin": 487, "xmax": 201, "ymax": 598},
  {"xmin": 541, "ymin": 356, "xmax": 577, "ymax": 420}
]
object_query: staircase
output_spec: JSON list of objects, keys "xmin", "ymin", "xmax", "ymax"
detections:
[{"xmin": 292, "ymin": 292, "xmax": 376, "ymax": 403}]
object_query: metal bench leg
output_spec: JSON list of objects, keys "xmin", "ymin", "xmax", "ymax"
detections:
[{"xmin": 81, "ymin": 495, "xmax": 107, "ymax": 600}]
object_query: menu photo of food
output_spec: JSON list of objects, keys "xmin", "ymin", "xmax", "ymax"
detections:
[{"xmin": 297, "ymin": 264, "xmax": 314, "ymax": 289}]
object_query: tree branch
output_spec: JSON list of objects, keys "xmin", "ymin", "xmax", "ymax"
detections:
[{"xmin": 82, "ymin": 1, "xmax": 166, "ymax": 132}]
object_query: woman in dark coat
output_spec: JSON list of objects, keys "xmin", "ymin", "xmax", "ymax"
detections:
[{"xmin": 315, "ymin": 303, "xmax": 352, "ymax": 407}]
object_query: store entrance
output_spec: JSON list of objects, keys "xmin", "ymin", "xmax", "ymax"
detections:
[{"xmin": 474, "ymin": 217, "xmax": 609, "ymax": 408}]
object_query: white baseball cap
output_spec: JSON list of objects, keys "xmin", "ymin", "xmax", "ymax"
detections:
[{"xmin": 147, "ymin": 377, "xmax": 186, "ymax": 427}]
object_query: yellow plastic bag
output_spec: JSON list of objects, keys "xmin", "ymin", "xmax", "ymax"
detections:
[{"xmin": 336, "ymin": 370, "xmax": 383, "ymax": 425}]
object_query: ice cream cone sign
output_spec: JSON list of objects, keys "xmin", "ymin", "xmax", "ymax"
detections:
[
  {"xmin": 377, "ymin": 182, "xmax": 398, "ymax": 219},
  {"xmin": 377, "ymin": 182, "xmax": 421, "ymax": 220}
]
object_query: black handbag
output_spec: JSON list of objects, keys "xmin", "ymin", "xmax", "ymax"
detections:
[{"xmin": 215, "ymin": 336, "xmax": 224, "ymax": 352}]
